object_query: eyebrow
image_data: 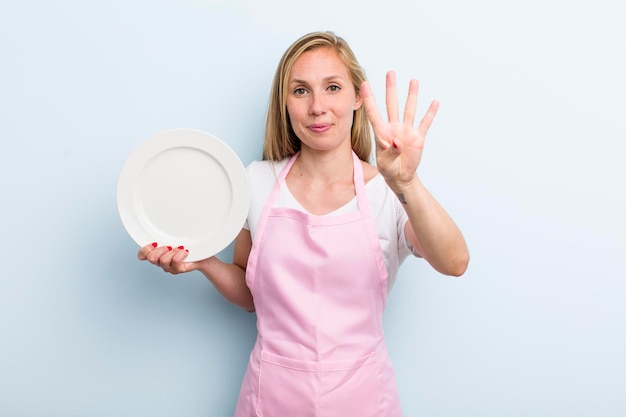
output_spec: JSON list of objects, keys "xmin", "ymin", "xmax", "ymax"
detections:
[{"xmin": 288, "ymin": 75, "xmax": 347, "ymax": 85}]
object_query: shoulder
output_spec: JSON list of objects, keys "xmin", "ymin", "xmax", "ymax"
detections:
[
  {"xmin": 246, "ymin": 159, "xmax": 288, "ymax": 185},
  {"xmin": 244, "ymin": 159, "xmax": 288, "ymax": 238},
  {"xmin": 245, "ymin": 158, "xmax": 289, "ymax": 205},
  {"xmin": 361, "ymin": 160, "xmax": 379, "ymax": 185},
  {"xmin": 246, "ymin": 159, "xmax": 286, "ymax": 176}
]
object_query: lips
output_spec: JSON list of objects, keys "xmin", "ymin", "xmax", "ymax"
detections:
[{"xmin": 309, "ymin": 124, "xmax": 331, "ymax": 133}]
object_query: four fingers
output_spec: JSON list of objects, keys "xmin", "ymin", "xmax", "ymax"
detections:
[
  {"xmin": 361, "ymin": 71, "xmax": 439, "ymax": 181},
  {"xmin": 362, "ymin": 71, "xmax": 437, "ymax": 142}
]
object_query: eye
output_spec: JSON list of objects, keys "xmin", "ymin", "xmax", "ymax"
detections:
[
  {"xmin": 328, "ymin": 84, "xmax": 341, "ymax": 92},
  {"xmin": 294, "ymin": 87, "xmax": 307, "ymax": 95}
]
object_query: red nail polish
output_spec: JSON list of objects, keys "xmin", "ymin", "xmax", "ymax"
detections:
[
  {"xmin": 151, "ymin": 242, "xmax": 158, "ymax": 247},
  {"xmin": 392, "ymin": 141, "xmax": 398, "ymax": 149},
  {"xmin": 185, "ymin": 249, "xmax": 189, "ymax": 253},
  {"xmin": 178, "ymin": 245, "xmax": 184, "ymax": 250},
  {"xmin": 167, "ymin": 246, "xmax": 172, "ymax": 251}
]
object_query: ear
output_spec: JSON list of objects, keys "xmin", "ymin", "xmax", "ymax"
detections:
[{"xmin": 354, "ymin": 89, "xmax": 364, "ymax": 110}]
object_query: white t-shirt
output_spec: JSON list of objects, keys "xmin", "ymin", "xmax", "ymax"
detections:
[{"xmin": 243, "ymin": 159, "xmax": 417, "ymax": 292}]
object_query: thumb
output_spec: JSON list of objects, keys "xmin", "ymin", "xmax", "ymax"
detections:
[
  {"xmin": 389, "ymin": 139, "xmax": 402, "ymax": 157},
  {"xmin": 376, "ymin": 138, "xmax": 401, "ymax": 172}
]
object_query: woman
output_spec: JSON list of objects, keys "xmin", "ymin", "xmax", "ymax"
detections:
[{"xmin": 139, "ymin": 31, "xmax": 469, "ymax": 416}]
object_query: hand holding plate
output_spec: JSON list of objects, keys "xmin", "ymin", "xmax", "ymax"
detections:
[{"xmin": 138, "ymin": 242, "xmax": 193, "ymax": 275}]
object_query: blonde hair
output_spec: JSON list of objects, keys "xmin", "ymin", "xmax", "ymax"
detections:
[{"xmin": 262, "ymin": 31, "xmax": 371, "ymax": 162}]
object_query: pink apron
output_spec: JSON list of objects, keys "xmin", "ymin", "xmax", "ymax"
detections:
[{"xmin": 233, "ymin": 152, "xmax": 402, "ymax": 417}]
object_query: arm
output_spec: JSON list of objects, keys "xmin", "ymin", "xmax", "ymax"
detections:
[
  {"xmin": 138, "ymin": 228, "xmax": 255, "ymax": 312},
  {"xmin": 361, "ymin": 72, "xmax": 469, "ymax": 276},
  {"xmin": 395, "ymin": 177, "xmax": 469, "ymax": 276},
  {"xmin": 199, "ymin": 229, "xmax": 255, "ymax": 311}
]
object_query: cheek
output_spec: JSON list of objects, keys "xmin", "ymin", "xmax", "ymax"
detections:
[
  {"xmin": 286, "ymin": 102, "xmax": 302, "ymax": 124},
  {"xmin": 285, "ymin": 109, "xmax": 303, "ymax": 136},
  {"xmin": 340, "ymin": 97, "xmax": 358, "ymax": 117},
  {"xmin": 342, "ymin": 104, "xmax": 357, "ymax": 122}
]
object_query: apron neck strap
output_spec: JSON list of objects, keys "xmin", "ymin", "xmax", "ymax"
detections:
[{"xmin": 271, "ymin": 150, "xmax": 371, "ymax": 214}]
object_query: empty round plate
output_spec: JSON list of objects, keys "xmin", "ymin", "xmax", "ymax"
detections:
[{"xmin": 117, "ymin": 128, "xmax": 250, "ymax": 261}]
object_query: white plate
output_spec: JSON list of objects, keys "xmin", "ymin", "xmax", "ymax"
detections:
[{"xmin": 116, "ymin": 128, "xmax": 250, "ymax": 261}]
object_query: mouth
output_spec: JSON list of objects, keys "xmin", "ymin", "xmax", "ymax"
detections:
[{"xmin": 309, "ymin": 124, "xmax": 331, "ymax": 133}]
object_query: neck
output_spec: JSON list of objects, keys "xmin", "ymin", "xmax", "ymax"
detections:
[{"xmin": 295, "ymin": 146, "xmax": 354, "ymax": 183}]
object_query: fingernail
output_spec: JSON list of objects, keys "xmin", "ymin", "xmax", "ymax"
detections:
[
  {"xmin": 392, "ymin": 141, "xmax": 398, "ymax": 149},
  {"xmin": 185, "ymin": 249, "xmax": 189, "ymax": 253},
  {"xmin": 167, "ymin": 246, "xmax": 172, "ymax": 251},
  {"xmin": 151, "ymin": 242, "xmax": 158, "ymax": 248},
  {"xmin": 177, "ymin": 245, "xmax": 184, "ymax": 250}
]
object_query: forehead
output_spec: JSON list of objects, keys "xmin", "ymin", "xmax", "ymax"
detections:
[{"xmin": 288, "ymin": 47, "xmax": 350, "ymax": 81}]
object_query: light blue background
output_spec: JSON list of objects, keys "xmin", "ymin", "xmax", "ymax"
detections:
[{"xmin": 1, "ymin": 0, "xmax": 625, "ymax": 416}]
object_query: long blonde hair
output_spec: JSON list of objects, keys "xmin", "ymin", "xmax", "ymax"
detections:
[{"xmin": 262, "ymin": 31, "xmax": 371, "ymax": 162}]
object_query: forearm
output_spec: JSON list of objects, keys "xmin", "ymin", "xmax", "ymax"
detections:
[
  {"xmin": 388, "ymin": 176, "xmax": 469, "ymax": 276},
  {"xmin": 197, "ymin": 257, "xmax": 255, "ymax": 312}
]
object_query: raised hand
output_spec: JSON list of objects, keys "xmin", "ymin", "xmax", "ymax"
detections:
[{"xmin": 360, "ymin": 71, "xmax": 439, "ymax": 185}]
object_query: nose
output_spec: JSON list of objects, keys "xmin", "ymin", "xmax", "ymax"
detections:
[{"xmin": 309, "ymin": 93, "xmax": 327, "ymax": 116}]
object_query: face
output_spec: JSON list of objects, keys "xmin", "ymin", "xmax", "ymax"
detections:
[{"xmin": 286, "ymin": 47, "xmax": 362, "ymax": 154}]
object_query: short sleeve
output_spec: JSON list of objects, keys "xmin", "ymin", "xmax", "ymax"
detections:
[{"xmin": 242, "ymin": 159, "xmax": 285, "ymax": 240}]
